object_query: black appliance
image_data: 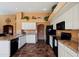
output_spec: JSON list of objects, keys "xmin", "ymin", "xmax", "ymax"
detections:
[
  {"xmin": 56, "ymin": 21, "xmax": 65, "ymax": 30},
  {"xmin": 10, "ymin": 38, "xmax": 18, "ymax": 56},
  {"xmin": 3, "ymin": 25, "xmax": 13, "ymax": 35},
  {"xmin": 61, "ymin": 32, "xmax": 71, "ymax": 40},
  {"xmin": 53, "ymin": 36, "xmax": 58, "ymax": 57},
  {"xmin": 46, "ymin": 25, "xmax": 53, "ymax": 35},
  {"xmin": 52, "ymin": 30, "xmax": 56, "ymax": 35},
  {"xmin": 0, "ymin": 34, "xmax": 6, "ymax": 37},
  {"xmin": 46, "ymin": 25, "xmax": 53, "ymax": 45}
]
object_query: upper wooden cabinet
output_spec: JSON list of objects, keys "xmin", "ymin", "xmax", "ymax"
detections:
[
  {"xmin": 22, "ymin": 22, "xmax": 36, "ymax": 30},
  {"xmin": 48, "ymin": 2, "xmax": 66, "ymax": 21},
  {"xmin": 50, "ymin": 3, "xmax": 79, "ymax": 30}
]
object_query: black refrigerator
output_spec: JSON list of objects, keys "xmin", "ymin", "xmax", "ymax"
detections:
[
  {"xmin": 46, "ymin": 25, "xmax": 58, "ymax": 57},
  {"xmin": 46, "ymin": 25, "xmax": 53, "ymax": 45}
]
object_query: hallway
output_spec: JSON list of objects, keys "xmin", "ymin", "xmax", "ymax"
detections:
[{"xmin": 13, "ymin": 40, "xmax": 55, "ymax": 57}]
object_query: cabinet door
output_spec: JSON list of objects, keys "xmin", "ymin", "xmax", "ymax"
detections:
[
  {"xmin": 18, "ymin": 36, "xmax": 26, "ymax": 49},
  {"xmin": 22, "ymin": 22, "xmax": 36, "ymax": 30},
  {"xmin": 78, "ymin": 54, "xmax": 79, "ymax": 57},
  {"xmin": 58, "ymin": 42, "xmax": 65, "ymax": 57},
  {"xmin": 22, "ymin": 35, "xmax": 26, "ymax": 45},
  {"xmin": 18, "ymin": 37, "xmax": 23, "ymax": 48},
  {"xmin": 18, "ymin": 38, "xmax": 21, "ymax": 49},
  {"xmin": 26, "ymin": 35, "xmax": 36, "ymax": 43},
  {"xmin": 49, "ymin": 36, "xmax": 53, "ymax": 48},
  {"xmin": 23, "ymin": 35, "xmax": 26, "ymax": 44},
  {"xmin": 58, "ymin": 42, "xmax": 77, "ymax": 57},
  {"xmin": 64, "ymin": 51, "xmax": 72, "ymax": 57},
  {"xmin": 0, "ymin": 41, "xmax": 10, "ymax": 57}
]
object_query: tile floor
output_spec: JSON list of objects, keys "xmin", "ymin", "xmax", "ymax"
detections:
[{"xmin": 13, "ymin": 40, "xmax": 55, "ymax": 57}]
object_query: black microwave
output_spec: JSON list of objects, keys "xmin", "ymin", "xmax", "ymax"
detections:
[
  {"xmin": 61, "ymin": 32, "xmax": 71, "ymax": 40},
  {"xmin": 56, "ymin": 21, "xmax": 65, "ymax": 30}
]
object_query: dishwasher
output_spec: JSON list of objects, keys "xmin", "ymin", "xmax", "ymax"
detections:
[{"xmin": 10, "ymin": 38, "xmax": 18, "ymax": 56}]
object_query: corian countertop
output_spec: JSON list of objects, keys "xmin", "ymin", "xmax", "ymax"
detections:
[
  {"xmin": 57, "ymin": 37, "xmax": 78, "ymax": 53},
  {"xmin": 0, "ymin": 34, "xmax": 25, "ymax": 41}
]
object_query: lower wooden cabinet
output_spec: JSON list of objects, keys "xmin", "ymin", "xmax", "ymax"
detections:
[
  {"xmin": 78, "ymin": 54, "xmax": 79, "ymax": 57},
  {"xmin": 26, "ymin": 34, "xmax": 37, "ymax": 43},
  {"xmin": 18, "ymin": 35, "xmax": 26, "ymax": 49},
  {"xmin": 0, "ymin": 41, "xmax": 10, "ymax": 57},
  {"xmin": 58, "ymin": 42, "xmax": 65, "ymax": 57},
  {"xmin": 58, "ymin": 42, "xmax": 78, "ymax": 57}
]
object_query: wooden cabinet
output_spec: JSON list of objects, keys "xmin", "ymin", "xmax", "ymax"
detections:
[
  {"xmin": 58, "ymin": 42, "xmax": 78, "ymax": 57},
  {"xmin": 65, "ymin": 4, "xmax": 79, "ymax": 29},
  {"xmin": 58, "ymin": 42, "xmax": 65, "ymax": 57},
  {"xmin": 51, "ymin": 4, "xmax": 79, "ymax": 30},
  {"xmin": 78, "ymin": 54, "xmax": 79, "ymax": 57},
  {"xmin": 18, "ymin": 35, "xmax": 26, "ymax": 49},
  {"xmin": 22, "ymin": 22, "xmax": 36, "ymax": 30},
  {"xmin": 0, "ymin": 41, "xmax": 10, "ymax": 57},
  {"xmin": 26, "ymin": 34, "xmax": 37, "ymax": 43},
  {"xmin": 64, "ymin": 52, "xmax": 72, "ymax": 57}
]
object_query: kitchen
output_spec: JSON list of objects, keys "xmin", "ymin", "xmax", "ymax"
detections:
[{"xmin": 0, "ymin": 2, "xmax": 79, "ymax": 57}]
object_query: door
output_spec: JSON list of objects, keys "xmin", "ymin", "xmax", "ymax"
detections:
[{"xmin": 37, "ymin": 24, "xmax": 44, "ymax": 40}]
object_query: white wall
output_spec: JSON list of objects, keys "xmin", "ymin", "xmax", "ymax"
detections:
[{"xmin": 50, "ymin": 4, "xmax": 79, "ymax": 29}]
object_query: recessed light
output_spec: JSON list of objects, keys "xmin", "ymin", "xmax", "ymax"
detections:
[
  {"xmin": 16, "ymin": 8, "xmax": 17, "ymax": 10},
  {"xmin": 28, "ymin": 8, "xmax": 32, "ymax": 11},
  {"xmin": 42, "ymin": 8, "xmax": 48, "ymax": 11}
]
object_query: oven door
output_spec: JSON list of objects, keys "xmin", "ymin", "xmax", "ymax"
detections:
[{"xmin": 53, "ymin": 36, "xmax": 58, "ymax": 57}]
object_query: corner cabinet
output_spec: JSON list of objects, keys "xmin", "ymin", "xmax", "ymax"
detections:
[{"xmin": 58, "ymin": 42, "xmax": 78, "ymax": 57}]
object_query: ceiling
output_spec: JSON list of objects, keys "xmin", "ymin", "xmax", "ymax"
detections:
[{"xmin": 0, "ymin": 2, "xmax": 57, "ymax": 15}]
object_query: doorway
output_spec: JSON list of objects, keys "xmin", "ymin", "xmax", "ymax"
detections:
[{"xmin": 37, "ymin": 24, "xmax": 44, "ymax": 41}]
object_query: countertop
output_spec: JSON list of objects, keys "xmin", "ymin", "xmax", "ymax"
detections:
[
  {"xmin": 0, "ymin": 34, "xmax": 25, "ymax": 41},
  {"xmin": 57, "ymin": 37, "xmax": 79, "ymax": 53}
]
